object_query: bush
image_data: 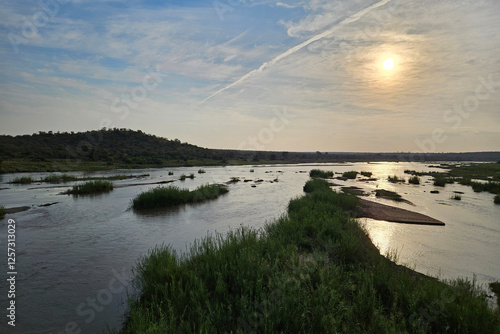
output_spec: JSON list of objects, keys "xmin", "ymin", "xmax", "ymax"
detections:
[
  {"xmin": 189, "ymin": 173, "xmax": 195, "ymax": 179},
  {"xmin": 360, "ymin": 171, "xmax": 372, "ymax": 177},
  {"xmin": 11, "ymin": 176, "xmax": 34, "ymax": 184},
  {"xmin": 408, "ymin": 176, "xmax": 420, "ymax": 185},
  {"xmin": 388, "ymin": 175, "xmax": 404, "ymax": 183},
  {"xmin": 180, "ymin": 174, "xmax": 186, "ymax": 181},
  {"xmin": 67, "ymin": 180, "xmax": 113, "ymax": 195},
  {"xmin": 198, "ymin": 169, "xmax": 206, "ymax": 174},
  {"xmin": 342, "ymin": 171, "xmax": 358, "ymax": 179},
  {"xmin": 132, "ymin": 184, "xmax": 229, "ymax": 210},
  {"xmin": 168, "ymin": 171, "xmax": 174, "ymax": 176},
  {"xmin": 249, "ymin": 169, "xmax": 254, "ymax": 173},
  {"xmin": 303, "ymin": 178, "xmax": 330, "ymax": 193},
  {"xmin": 309, "ymin": 169, "xmax": 333, "ymax": 178},
  {"xmin": 433, "ymin": 177, "xmax": 447, "ymax": 187},
  {"xmin": 494, "ymin": 195, "xmax": 500, "ymax": 204}
]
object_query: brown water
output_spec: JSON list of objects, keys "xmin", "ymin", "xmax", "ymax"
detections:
[{"xmin": 0, "ymin": 162, "xmax": 498, "ymax": 333}]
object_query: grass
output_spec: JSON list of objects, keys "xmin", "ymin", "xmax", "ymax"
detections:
[
  {"xmin": 179, "ymin": 174, "xmax": 186, "ymax": 181},
  {"xmin": 168, "ymin": 171, "xmax": 174, "ymax": 176},
  {"xmin": 342, "ymin": 171, "xmax": 358, "ymax": 179},
  {"xmin": 387, "ymin": 175, "xmax": 404, "ymax": 183},
  {"xmin": 132, "ymin": 184, "xmax": 229, "ymax": 210},
  {"xmin": 11, "ymin": 176, "xmax": 34, "ymax": 184},
  {"xmin": 360, "ymin": 171, "xmax": 372, "ymax": 177},
  {"xmin": 375, "ymin": 189, "xmax": 403, "ymax": 201},
  {"xmin": 122, "ymin": 181, "xmax": 500, "ymax": 333},
  {"xmin": 42, "ymin": 173, "xmax": 77, "ymax": 183},
  {"xmin": 309, "ymin": 169, "xmax": 333, "ymax": 178},
  {"xmin": 459, "ymin": 179, "xmax": 500, "ymax": 194},
  {"xmin": 229, "ymin": 177, "xmax": 240, "ymax": 183},
  {"xmin": 430, "ymin": 190, "xmax": 440, "ymax": 194},
  {"xmin": 66, "ymin": 180, "xmax": 114, "ymax": 195},
  {"xmin": 303, "ymin": 178, "xmax": 331, "ymax": 193},
  {"xmin": 490, "ymin": 282, "xmax": 500, "ymax": 307},
  {"xmin": 0, "ymin": 206, "xmax": 5, "ymax": 220},
  {"xmin": 495, "ymin": 195, "xmax": 500, "ymax": 204},
  {"xmin": 433, "ymin": 177, "xmax": 448, "ymax": 187},
  {"xmin": 249, "ymin": 169, "xmax": 254, "ymax": 172},
  {"xmin": 451, "ymin": 193, "xmax": 462, "ymax": 201},
  {"xmin": 408, "ymin": 176, "xmax": 420, "ymax": 185},
  {"xmin": 189, "ymin": 173, "xmax": 195, "ymax": 179},
  {"xmin": 198, "ymin": 169, "xmax": 206, "ymax": 174}
]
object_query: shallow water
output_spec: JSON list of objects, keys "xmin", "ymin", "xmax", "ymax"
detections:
[{"xmin": 0, "ymin": 162, "xmax": 499, "ymax": 332}]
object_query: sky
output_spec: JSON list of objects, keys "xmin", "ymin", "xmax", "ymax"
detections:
[{"xmin": 1, "ymin": 0, "xmax": 500, "ymax": 152}]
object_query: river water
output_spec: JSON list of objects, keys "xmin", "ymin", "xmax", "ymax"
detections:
[{"xmin": 0, "ymin": 162, "xmax": 499, "ymax": 333}]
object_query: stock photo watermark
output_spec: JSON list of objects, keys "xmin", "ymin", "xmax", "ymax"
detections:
[
  {"xmin": 8, "ymin": 0, "xmax": 70, "ymax": 54},
  {"xmin": 6, "ymin": 219, "xmax": 17, "ymax": 327}
]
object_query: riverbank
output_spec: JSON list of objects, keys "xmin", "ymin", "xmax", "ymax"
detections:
[{"xmin": 121, "ymin": 179, "xmax": 499, "ymax": 333}]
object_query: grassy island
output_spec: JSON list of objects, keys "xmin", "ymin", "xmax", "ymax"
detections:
[
  {"xmin": 132, "ymin": 184, "xmax": 228, "ymax": 210},
  {"xmin": 122, "ymin": 179, "xmax": 500, "ymax": 333},
  {"xmin": 66, "ymin": 180, "xmax": 114, "ymax": 195},
  {"xmin": 309, "ymin": 169, "xmax": 333, "ymax": 178}
]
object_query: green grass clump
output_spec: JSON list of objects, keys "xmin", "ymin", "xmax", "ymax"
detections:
[
  {"xmin": 123, "ymin": 181, "xmax": 500, "ymax": 333},
  {"xmin": 309, "ymin": 169, "xmax": 333, "ymax": 178},
  {"xmin": 494, "ymin": 195, "xmax": 500, "ymax": 204},
  {"xmin": 0, "ymin": 206, "xmax": 6, "ymax": 220},
  {"xmin": 168, "ymin": 171, "xmax": 174, "ymax": 176},
  {"xmin": 433, "ymin": 177, "xmax": 447, "ymax": 187},
  {"xmin": 198, "ymin": 169, "xmax": 206, "ymax": 174},
  {"xmin": 451, "ymin": 193, "xmax": 462, "ymax": 201},
  {"xmin": 179, "ymin": 174, "xmax": 186, "ymax": 181},
  {"xmin": 249, "ymin": 169, "xmax": 254, "ymax": 173},
  {"xmin": 132, "ymin": 184, "xmax": 229, "ymax": 210},
  {"xmin": 408, "ymin": 176, "xmax": 420, "ymax": 185},
  {"xmin": 189, "ymin": 173, "xmax": 195, "ymax": 179},
  {"xmin": 42, "ymin": 173, "xmax": 77, "ymax": 183},
  {"xmin": 67, "ymin": 180, "xmax": 113, "ymax": 195},
  {"xmin": 490, "ymin": 282, "xmax": 500, "ymax": 307},
  {"xmin": 375, "ymin": 189, "xmax": 403, "ymax": 201},
  {"xmin": 360, "ymin": 171, "xmax": 372, "ymax": 177},
  {"xmin": 303, "ymin": 178, "xmax": 331, "ymax": 193},
  {"xmin": 342, "ymin": 171, "xmax": 358, "ymax": 179},
  {"xmin": 388, "ymin": 175, "xmax": 404, "ymax": 183},
  {"xmin": 11, "ymin": 176, "xmax": 34, "ymax": 184}
]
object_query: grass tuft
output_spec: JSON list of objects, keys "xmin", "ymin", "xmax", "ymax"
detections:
[
  {"xmin": 408, "ymin": 176, "xmax": 420, "ymax": 185},
  {"xmin": 11, "ymin": 176, "xmax": 34, "ymax": 184},
  {"xmin": 66, "ymin": 180, "xmax": 113, "ymax": 195},
  {"xmin": 132, "ymin": 184, "xmax": 228, "ymax": 210},
  {"xmin": 198, "ymin": 169, "xmax": 206, "ymax": 174},
  {"xmin": 342, "ymin": 171, "xmax": 358, "ymax": 179},
  {"xmin": 360, "ymin": 171, "xmax": 373, "ymax": 177},
  {"xmin": 309, "ymin": 169, "xmax": 333, "ymax": 178},
  {"xmin": 494, "ymin": 195, "xmax": 500, "ymax": 204},
  {"xmin": 0, "ymin": 206, "xmax": 5, "ymax": 220},
  {"xmin": 433, "ymin": 177, "xmax": 447, "ymax": 187},
  {"xmin": 42, "ymin": 173, "xmax": 77, "ymax": 183},
  {"xmin": 388, "ymin": 175, "xmax": 404, "ymax": 183}
]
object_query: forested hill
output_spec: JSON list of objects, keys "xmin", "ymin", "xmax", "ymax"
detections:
[{"xmin": 1, "ymin": 128, "xmax": 499, "ymax": 173}]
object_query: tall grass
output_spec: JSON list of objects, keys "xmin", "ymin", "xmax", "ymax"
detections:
[
  {"xmin": 408, "ymin": 176, "xmax": 420, "ymax": 184},
  {"xmin": 132, "ymin": 184, "xmax": 229, "ymax": 210},
  {"xmin": 388, "ymin": 175, "xmax": 404, "ymax": 183},
  {"xmin": 309, "ymin": 169, "xmax": 333, "ymax": 178},
  {"xmin": 11, "ymin": 176, "xmax": 34, "ymax": 184},
  {"xmin": 433, "ymin": 177, "xmax": 447, "ymax": 187},
  {"xmin": 494, "ymin": 195, "xmax": 500, "ymax": 204},
  {"xmin": 303, "ymin": 178, "xmax": 331, "ymax": 193},
  {"xmin": 342, "ymin": 171, "xmax": 358, "ymax": 179},
  {"xmin": 66, "ymin": 180, "xmax": 114, "ymax": 195},
  {"xmin": 122, "ymin": 181, "xmax": 500, "ymax": 333},
  {"xmin": 0, "ymin": 206, "xmax": 5, "ymax": 220},
  {"xmin": 42, "ymin": 174, "xmax": 77, "ymax": 183},
  {"xmin": 360, "ymin": 171, "xmax": 373, "ymax": 177}
]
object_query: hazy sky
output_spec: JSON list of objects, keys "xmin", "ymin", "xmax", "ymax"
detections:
[{"xmin": 1, "ymin": 0, "xmax": 500, "ymax": 152}]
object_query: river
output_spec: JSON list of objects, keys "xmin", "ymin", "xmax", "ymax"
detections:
[{"xmin": 0, "ymin": 162, "xmax": 499, "ymax": 333}]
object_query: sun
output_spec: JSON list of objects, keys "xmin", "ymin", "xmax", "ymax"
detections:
[{"xmin": 383, "ymin": 58, "xmax": 394, "ymax": 70}]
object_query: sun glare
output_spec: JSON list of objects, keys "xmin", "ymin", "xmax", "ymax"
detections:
[{"xmin": 383, "ymin": 58, "xmax": 394, "ymax": 70}]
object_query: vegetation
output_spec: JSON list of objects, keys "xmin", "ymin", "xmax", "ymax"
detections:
[
  {"xmin": 388, "ymin": 175, "xmax": 404, "ymax": 183},
  {"xmin": 408, "ymin": 176, "xmax": 420, "ymax": 185},
  {"xmin": 430, "ymin": 190, "xmax": 440, "ymax": 194},
  {"xmin": 433, "ymin": 177, "xmax": 447, "ymax": 187},
  {"xmin": 0, "ymin": 206, "xmax": 5, "ymax": 220},
  {"xmin": 490, "ymin": 282, "xmax": 500, "ymax": 307},
  {"xmin": 342, "ymin": 171, "xmax": 358, "ymax": 179},
  {"xmin": 179, "ymin": 174, "xmax": 186, "ymax": 181},
  {"xmin": 198, "ymin": 169, "xmax": 206, "ymax": 174},
  {"xmin": 451, "ymin": 193, "xmax": 462, "ymax": 201},
  {"xmin": 309, "ymin": 169, "xmax": 333, "ymax": 178},
  {"xmin": 249, "ymin": 169, "xmax": 254, "ymax": 173},
  {"xmin": 66, "ymin": 180, "xmax": 114, "ymax": 195},
  {"xmin": 123, "ymin": 181, "xmax": 500, "ymax": 333},
  {"xmin": 189, "ymin": 173, "xmax": 195, "ymax": 179},
  {"xmin": 11, "ymin": 176, "xmax": 34, "ymax": 184},
  {"xmin": 168, "ymin": 171, "xmax": 174, "ymax": 176},
  {"xmin": 458, "ymin": 179, "xmax": 500, "ymax": 194},
  {"xmin": 42, "ymin": 173, "xmax": 77, "ymax": 183},
  {"xmin": 360, "ymin": 171, "xmax": 372, "ymax": 177},
  {"xmin": 495, "ymin": 195, "xmax": 500, "ymax": 204},
  {"xmin": 303, "ymin": 178, "xmax": 331, "ymax": 193},
  {"xmin": 229, "ymin": 177, "xmax": 240, "ymax": 183},
  {"xmin": 375, "ymin": 189, "xmax": 403, "ymax": 202},
  {"xmin": 132, "ymin": 184, "xmax": 228, "ymax": 210}
]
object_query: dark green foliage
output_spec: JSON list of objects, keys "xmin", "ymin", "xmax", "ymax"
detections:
[
  {"xmin": 451, "ymin": 193, "xmax": 462, "ymax": 200},
  {"xmin": 433, "ymin": 177, "xmax": 447, "ymax": 187},
  {"xmin": 309, "ymin": 169, "xmax": 333, "ymax": 178},
  {"xmin": 430, "ymin": 190, "xmax": 440, "ymax": 194},
  {"xmin": 375, "ymin": 189, "xmax": 403, "ymax": 201},
  {"xmin": 123, "ymin": 182, "xmax": 500, "ymax": 333},
  {"xmin": 168, "ymin": 171, "xmax": 174, "ymax": 175},
  {"xmin": 189, "ymin": 173, "xmax": 195, "ymax": 179},
  {"xmin": 66, "ymin": 180, "xmax": 113, "ymax": 195},
  {"xmin": 132, "ymin": 184, "xmax": 228, "ymax": 210},
  {"xmin": 459, "ymin": 179, "xmax": 500, "ymax": 194},
  {"xmin": 179, "ymin": 174, "xmax": 186, "ymax": 181},
  {"xmin": 303, "ymin": 178, "xmax": 331, "ymax": 193},
  {"xmin": 388, "ymin": 175, "xmax": 404, "ymax": 183},
  {"xmin": 229, "ymin": 177, "xmax": 240, "ymax": 183},
  {"xmin": 0, "ymin": 206, "xmax": 5, "ymax": 220},
  {"xmin": 342, "ymin": 171, "xmax": 358, "ymax": 179},
  {"xmin": 360, "ymin": 171, "xmax": 372, "ymax": 177},
  {"xmin": 490, "ymin": 282, "xmax": 500, "ymax": 307},
  {"xmin": 11, "ymin": 176, "xmax": 34, "ymax": 184},
  {"xmin": 408, "ymin": 176, "xmax": 420, "ymax": 185},
  {"xmin": 495, "ymin": 195, "xmax": 500, "ymax": 204},
  {"xmin": 42, "ymin": 174, "xmax": 77, "ymax": 183},
  {"xmin": 198, "ymin": 169, "xmax": 206, "ymax": 174}
]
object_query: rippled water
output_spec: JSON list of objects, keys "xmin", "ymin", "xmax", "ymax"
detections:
[{"xmin": 0, "ymin": 162, "xmax": 499, "ymax": 333}]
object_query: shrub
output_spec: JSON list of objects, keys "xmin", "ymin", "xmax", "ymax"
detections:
[
  {"xmin": 309, "ymin": 169, "xmax": 333, "ymax": 178},
  {"xmin": 433, "ymin": 177, "xmax": 447, "ymax": 187},
  {"xmin": 189, "ymin": 173, "xmax": 195, "ymax": 179},
  {"xmin": 342, "ymin": 171, "xmax": 358, "ymax": 179},
  {"xmin": 11, "ymin": 176, "xmax": 34, "ymax": 184},
  {"xmin": 180, "ymin": 174, "xmax": 186, "ymax": 181},
  {"xmin": 303, "ymin": 178, "xmax": 330, "ymax": 193},
  {"xmin": 249, "ymin": 169, "xmax": 254, "ymax": 173},
  {"xmin": 408, "ymin": 176, "xmax": 420, "ymax": 185},
  {"xmin": 168, "ymin": 171, "xmax": 174, "ymax": 176},
  {"xmin": 494, "ymin": 195, "xmax": 500, "ymax": 204},
  {"xmin": 198, "ymin": 169, "xmax": 206, "ymax": 174},
  {"xmin": 388, "ymin": 175, "xmax": 404, "ymax": 183},
  {"xmin": 360, "ymin": 171, "xmax": 372, "ymax": 177},
  {"xmin": 451, "ymin": 193, "xmax": 462, "ymax": 201},
  {"xmin": 67, "ymin": 180, "xmax": 113, "ymax": 195}
]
